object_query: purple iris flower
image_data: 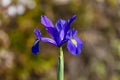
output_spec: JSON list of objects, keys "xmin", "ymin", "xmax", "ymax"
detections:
[{"xmin": 32, "ymin": 15, "xmax": 83, "ymax": 55}]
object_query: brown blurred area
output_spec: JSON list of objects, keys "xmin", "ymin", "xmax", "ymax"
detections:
[{"xmin": 0, "ymin": 0, "xmax": 120, "ymax": 80}]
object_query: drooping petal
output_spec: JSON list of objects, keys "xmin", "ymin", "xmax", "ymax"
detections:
[
  {"xmin": 32, "ymin": 40, "xmax": 40, "ymax": 55},
  {"xmin": 41, "ymin": 37, "xmax": 57, "ymax": 45},
  {"xmin": 41, "ymin": 15, "xmax": 54, "ymax": 27},
  {"xmin": 67, "ymin": 37, "xmax": 83, "ymax": 55},
  {"xmin": 34, "ymin": 29, "xmax": 41, "ymax": 40},
  {"xmin": 75, "ymin": 37, "xmax": 83, "ymax": 54},
  {"xmin": 67, "ymin": 39, "xmax": 77, "ymax": 55}
]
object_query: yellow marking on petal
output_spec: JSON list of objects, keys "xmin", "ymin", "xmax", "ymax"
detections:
[{"xmin": 71, "ymin": 39, "xmax": 77, "ymax": 47}]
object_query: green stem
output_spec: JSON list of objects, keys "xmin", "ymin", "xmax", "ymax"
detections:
[{"xmin": 57, "ymin": 47, "xmax": 64, "ymax": 80}]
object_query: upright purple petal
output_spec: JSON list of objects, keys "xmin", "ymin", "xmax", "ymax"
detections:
[
  {"xmin": 52, "ymin": 28, "xmax": 61, "ymax": 46},
  {"xmin": 66, "ymin": 29, "xmax": 78, "ymax": 39},
  {"xmin": 34, "ymin": 29, "xmax": 41, "ymax": 40},
  {"xmin": 45, "ymin": 27, "xmax": 55, "ymax": 37},
  {"xmin": 45, "ymin": 27, "xmax": 61, "ymax": 46},
  {"xmin": 71, "ymin": 29, "xmax": 78, "ymax": 37},
  {"xmin": 60, "ymin": 29, "xmax": 64, "ymax": 41},
  {"xmin": 41, "ymin": 15, "xmax": 54, "ymax": 27},
  {"xmin": 32, "ymin": 40, "xmax": 40, "ymax": 55},
  {"xmin": 64, "ymin": 15, "xmax": 77, "ymax": 37},
  {"xmin": 67, "ymin": 15, "xmax": 76, "ymax": 29},
  {"xmin": 68, "ymin": 15, "xmax": 77, "ymax": 26},
  {"xmin": 55, "ymin": 19, "xmax": 66, "ymax": 43},
  {"xmin": 55, "ymin": 19, "xmax": 66, "ymax": 31}
]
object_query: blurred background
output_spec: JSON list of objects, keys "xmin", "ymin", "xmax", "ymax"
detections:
[{"xmin": 0, "ymin": 0, "xmax": 120, "ymax": 80}]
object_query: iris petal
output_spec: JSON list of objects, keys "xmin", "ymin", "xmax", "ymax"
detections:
[
  {"xmin": 45, "ymin": 27, "xmax": 60, "ymax": 45},
  {"xmin": 75, "ymin": 37, "xmax": 83, "ymax": 53},
  {"xmin": 71, "ymin": 29, "xmax": 78, "ymax": 37},
  {"xmin": 66, "ymin": 29, "xmax": 78, "ymax": 39},
  {"xmin": 41, "ymin": 15, "xmax": 54, "ymax": 27},
  {"xmin": 64, "ymin": 15, "xmax": 77, "ymax": 37},
  {"xmin": 34, "ymin": 29, "xmax": 41, "ymax": 40},
  {"xmin": 68, "ymin": 15, "xmax": 77, "ymax": 26},
  {"xmin": 32, "ymin": 40, "xmax": 40, "ymax": 55},
  {"xmin": 67, "ymin": 37, "xmax": 83, "ymax": 55},
  {"xmin": 67, "ymin": 40, "xmax": 77, "ymax": 55},
  {"xmin": 41, "ymin": 37, "xmax": 57, "ymax": 45},
  {"xmin": 60, "ymin": 29, "xmax": 64, "ymax": 41},
  {"xmin": 55, "ymin": 19, "xmax": 66, "ymax": 43},
  {"xmin": 45, "ymin": 27, "xmax": 55, "ymax": 37},
  {"xmin": 56, "ymin": 19, "xmax": 66, "ymax": 31}
]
